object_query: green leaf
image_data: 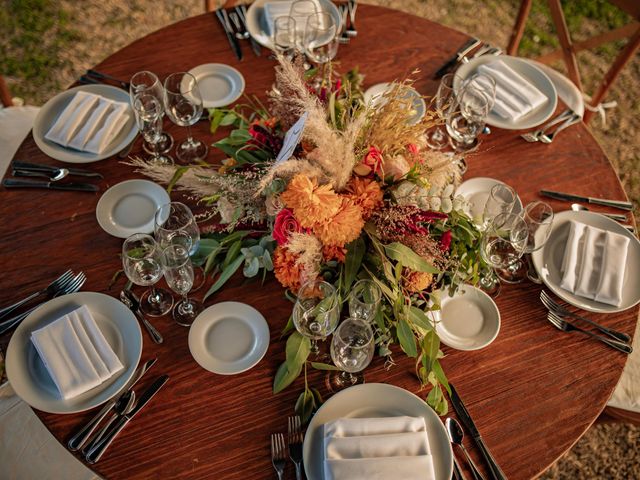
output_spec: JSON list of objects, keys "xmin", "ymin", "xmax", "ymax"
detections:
[
  {"xmin": 295, "ymin": 388, "xmax": 316, "ymax": 424},
  {"xmin": 220, "ymin": 112, "xmax": 237, "ymax": 126},
  {"xmin": 222, "ymin": 239, "xmax": 242, "ymax": 269},
  {"xmin": 432, "ymin": 359, "xmax": 451, "ymax": 396},
  {"xmin": 243, "ymin": 256, "xmax": 260, "ymax": 277},
  {"xmin": 343, "ymin": 237, "xmax": 365, "ymax": 294},
  {"xmin": 209, "ymin": 108, "xmax": 223, "ymax": 134},
  {"xmin": 426, "ymin": 384, "xmax": 448, "ymax": 415},
  {"xmin": 280, "ymin": 315, "xmax": 295, "ymax": 338},
  {"xmin": 273, "ymin": 361, "xmax": 302, "ymax": 394},
  {"xmin": 408, "ymin": 306, "xmax": 434, "ymax": 332},
  {"xmin": 422, "ymin": 330, "xmax": 440, "ymax": 371},
  {"xmin": 166, "ymin": 166, "xmax": 190, "ymax": 194},
  {"xmin": 220, "ymin": 230, "xmax": 251, "ymax": 246},
  {"xmin": 204, "ymin": 245, "xmax": 222, "ymax": 274},
  {"xmin": 384, "ymin": 242, "xmax": 440, "ymax": 274},
  {"xmin": 311, "ymin": 362, "xmax": 341, "ymax": 371},
  {"xmin": 203, "ymin": 255, "xmax": 244, "ymax": 300},
  {"xmin": 396, "ymin": 319, "xmax": 417, "ymax": 357},
  {"xmin": 285, "ymin": 332, "xmax": 311, "ymax": 370}
]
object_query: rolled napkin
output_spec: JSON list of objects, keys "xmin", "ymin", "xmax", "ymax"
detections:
[
  {"xmin": 476, "ymin": 59, "xmax": 548, "ymax": 122},
  {"xmin": 31, "ymin": 305, "xmax": 124, "ymax": 400},
  {"xmin": 560, "ymin": 220, "xmax": 630, "ymax": 307},
  {"xmin": 45, "ymin": 91, "xmax": 129, "ymax": 154},
  {"xmin": 323, "ymin": 416, "xmax": 436, "ymax": 480},
  {"xmin": 263, "ymin": 0, "xmax": 323, "ymax": 37}
]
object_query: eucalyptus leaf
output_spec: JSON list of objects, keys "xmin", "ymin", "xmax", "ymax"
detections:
[
  {"xmin": 243, "ymin": 256, "xmax": 260, "ymax": 277},
  {"xmin": 432, "ymin": 359, "xmax": 451, "ymax": 395},
  {"xmin": 204, "ymin": 245, "xmax": 223, "ymax": 275},
  {"xmin": 273, "ymin": 361, "xmax": 302, "ymax": 394},
  {"xmin": 343, "ymin": 237, "xmax": 365, "ymax": 294},
  {"xmin": 295, "ymin": 388, "xmax": 316, "ymax": 424},
  {"xmin": 285, "ymin": 332, "xmax": 311, "ymax": 371},
  {"xmin": 203, "ymin": 255, "xmax": 244, "ymax": 300},
  {"xmin": 209, "ymin": 108, "xmax": 224, "ymax": 134},
  {"xmin": 408, "ymin": 306, "xmax": 434, "ymax": 332},
  {"xmin": 310, "ymin": 362, "xmax": 341, "ymax": 371},
  {"xmin": 262, "ymin": 250, "xmax": 273, "ymax": 271},
  {"xmin": 220, "ymin": 112, "xmax": 237, "ymax": 126},
  {"xmin": 396, "ymin": 319, "xmax": 417, "ymax": 358},
  {"xmin": 384, "ymin": 242, "xmax": 440, "ymax": 274},
  {"xmin": 222, "ymin": 240, "xmax": 242, "ymax": 269},
  {"xmin": 166, "ymin": 166, "xmax": 189, "ymax": 194}
]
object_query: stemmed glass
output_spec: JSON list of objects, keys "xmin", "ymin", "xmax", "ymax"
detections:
[
  {"xmin": 273, "ymin": 16, "xmax": 297, "ymax": 58},
  {"xmin": 303, "ymin": 12, "xmax": 339, "ymax": 87},
  {"xmin": 292, "ymin": 279, "xmax": 340, "ymax": 356},
  {"xmin": 481, "ymin": 184, "xmax": 517, "ymax": 230},
  {"xmin": 348, "ymin": 279, "xmax": 381, "ymax": 323},
  {"xmin": 426, "ymin": 73, "xmax": 456, "ymax": 150},
  {"xmin": 122, "ymin": 233, "xmax": 173, "ymax": 317},
  {"xmin": 132, "ymin": 94, "xmax": 173, "ymax": 166},
  {"xmin": 163, "ymin": 72, "xmax": 208, "ymax": 163},
  {"xmin": 481, "ymin": 212, "xmax": 529, "ymax": 284},
  {"xmin": 329, "ymin": 318, "xmax": 375, "ymax": 389},
  {"xmin": 509, "ymin": 201, "xmax": 554, "ymax": 283},
  {"xmin": 162, "ymin": 243, "xmax": 204, "ymax": 327},
  {"xmin": 154, "ymin": 202, "xmax": 205, "ymax": 292},
  {"xmin": 446, "ymin": 86, "xmax": 491, "ymax": 152}
]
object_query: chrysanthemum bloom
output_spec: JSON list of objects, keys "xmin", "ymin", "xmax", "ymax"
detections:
[
  {"xmin": 280, "ymin": 174, "xmax": 341, "ymax": 228},
  {"xmin": 403, "ymin": 269, "xmax": 434, "ymax": 293},
  {"xmin": 314, "ymin": 198, "xmax": 364, "ymax": 247},
  {"xmin": 346, "ymin": 177, "xmax": 383, "ymax": 219},
  {"xmin": 273, "ymin": 245, "xmax": 303, "ymax": 291},
  {"xmin": 322, "ymin": 244, "xmax": 347, "ymax": 263}
]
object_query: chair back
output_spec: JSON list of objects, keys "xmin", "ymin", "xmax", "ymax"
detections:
[{"xmin": 0, "ymin": 75, "xmax": 13, "ymax": 107}]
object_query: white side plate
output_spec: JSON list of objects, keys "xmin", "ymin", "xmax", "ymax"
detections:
[
  {"xmin": 187, "ymin": 64, "xmax": 245, "ymax": 108},
  {"xmin": 455, "ymin": 177, "xmax": 523, "ymax": 225}
]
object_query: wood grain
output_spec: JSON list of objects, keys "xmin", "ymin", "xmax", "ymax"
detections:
[{"xmin": 0, "ymin": 6, "xmax": 636, "ymax": 480}]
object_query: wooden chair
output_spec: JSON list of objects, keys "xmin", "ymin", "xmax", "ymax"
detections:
[
  {"xmin": 0, "ymin": 75, "xmax": 13, "ymax": 107},
  {"xmin": 507, "ymin": 0, "xmax": 640, "ymax": 123}
]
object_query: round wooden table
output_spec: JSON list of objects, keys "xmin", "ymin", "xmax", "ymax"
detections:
[{"xmin": 1, "ymin": 5, "xmax": 636, "ymax": 480}]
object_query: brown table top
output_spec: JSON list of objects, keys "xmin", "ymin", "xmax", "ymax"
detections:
[{"xmin": 1, "ymin": 5, "xmax": 637, "ymax": 480}]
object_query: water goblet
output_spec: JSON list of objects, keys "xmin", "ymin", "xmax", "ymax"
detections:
[
  {"xmin": 329, "ymin": 318, "xmax": 375, "ymax": 390},
  {"xmin": 130, "ymin": 71, "xmax": 174, "ymax": 155},
  {"xmin": 292, "ymin": 279, "xmax": 340, "ymax": 356},
  {"xmin": 273, "ymin": 16, "xmax": 297, "ymax": 58},
  {"xmin": 122, "ymin": 233, "xmax": 173, "ymax": 317},
  {"xmin": 481, "ymin": 212, "xmax": 529, "ymax": 285},
  {"xmin": 481, "ymin": 183, "xmax": 517, "ymax": 230},
  {"xmin": 132, "ymin": 94, "xmax": 173, "ymax": 166},
  {"xmin": 348, "ymin": 279, "xmax": 381, "ymax": 323},
  {"xmin": 163, "ymin": 72, "xmax": 208, "ymax": 163},
  {"xmin": 303, "ymin": 12, "xmax": 339, "ymax": 87},
  {"xmin": 162, "ymin": 244, "xmax": 203, "ymax": 327},
  {"xmin": 445, "ymin": 86, "xmax": 491, "ymax": 152},
  {"xmin": 154, "ymin": 202, "xmax": 205, "ymax": 292},
  {"xmin": 508, "ymin": 201, "xmax": 554, "ymax": 283},
  {"xmin": 425, "ymin": 73, "xmax": 456, "ymax": 150}
]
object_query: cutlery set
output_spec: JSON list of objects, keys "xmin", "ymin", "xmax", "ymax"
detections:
[
  {"xmin": 540, "ymin": 291, "xmax": 633, "ymax": 354},
  {"xmin": 3, "ymin": 161, "xmax": 102, "ymax": 193},
  {"xmin": 520, "ymin": 109, "xmax": 581, "ymax": 144},
  {"xmin": 215, "ymin": 5, "xmax": 261, "ymax": 61},
  {"xmin": 271, "ymin": 415, "xmax": 304, "ymax": 479},
  {"xmin": 338, "ymin": 0, "xmax": 358, "ymax": 44}
]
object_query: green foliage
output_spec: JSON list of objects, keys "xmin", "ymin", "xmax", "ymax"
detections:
[{"xmin": 273, "ymin": 332, "xmax": 310, "ymax": 393}]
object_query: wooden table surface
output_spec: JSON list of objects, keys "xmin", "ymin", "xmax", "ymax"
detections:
[{"xmin": 1, "ymin": 5, "xmax": 637, "ymax": 480}]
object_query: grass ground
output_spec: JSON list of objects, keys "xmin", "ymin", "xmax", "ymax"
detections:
[{"xmin": 2, "ymin": 0, "xmax": 639, "ymax": 477}]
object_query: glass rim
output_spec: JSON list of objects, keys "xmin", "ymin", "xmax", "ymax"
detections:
[
  {"xmin": 162, "ymin": 243, "xmax": 191, "ymax": 267},
  {"xmin": 334, "ymin": 317, "xmax": 374, "ymax": 347},
  {"xmin": 122, "ymin": 233, "xmax": 158, "ymax": 259},
  {"xmin": 350, "ymin": 279, "xmax": 381, "ymax": 303},
  {"xmin": 154, "ymin": 201, "xmax": 194, "ymax": 230},
  {"xmin": 164, "ymin": 72, "xmax": 198, "ymax": 95}
]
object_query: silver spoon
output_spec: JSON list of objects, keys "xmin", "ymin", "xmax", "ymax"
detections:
[
  {"xmin": 445, "ymin": 418, "xmax": 486, "ymax": 480},
  {"xmin": 229, "ymin": 12, "xmax": 249, "ymax": 40},
  {"xmin": 13, "ymin": 168, "xmax": 69, "ymax": 181},
  {"xmin": 82, "ymin": 390, "xmax": 136, "ymax": 455}
]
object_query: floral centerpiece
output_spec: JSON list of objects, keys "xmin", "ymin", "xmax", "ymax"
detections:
[{"xmin": 127, "ymin": 56, "xmax": 484, "ymax": 418}]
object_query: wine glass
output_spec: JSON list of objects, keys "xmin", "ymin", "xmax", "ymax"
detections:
[
  {"xmin": 154, "ymin": 202, "xmax": 205, "ymax": 292},
  {"xmin": 481, "ymin": 183, "xmax": 517, "ymax": 230},
  {"xmin": 509, "ymin": 201, "xmax": 555, "ymax": 283},
  {"xmin": 132, "ymin": 94, "xmax": 173, "ymax": 166},
  {"xmin": 329, "ymin": 318, "xmax": 375, "ymax": 389},
  {"xmin": 130, "ymin": 71, "xmax": 174, "ymax": 155},
  {"xmin": 303, "ymin": 12, "xmax": 339, "ymax": 87},
  {"xmin": 163, "ymin": 72, "xmax": 208, "ymax": 163},
  {"xmin": 122, "ymin": 233, "xmax": 173, "ymax": 317},
  {"xmin": 348, "ymin": 279, "xmax": 381, "ymax": 323},
  {"xmin": 162, "ymin": 243, "xmax": 203, "ymax": 327},
  {"xmin": 292, "ymin": 279, "xmax": 340, "ymax": 356},
  {"xmin": 445, "ymin": 85, "xmax": 491, "ymax": 152},
  {"xmin": 425, "ymin": 73, "xmax": 456, "ymax": 150},
  {"xmin": 273, "ymin": 16, "xmax": 297, "ymax": 58},
  {"xmin": 481, "ymin": 212, "xmax": 529, "ymax": 284}
]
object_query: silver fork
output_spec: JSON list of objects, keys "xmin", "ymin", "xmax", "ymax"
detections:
[
  {"xmin": 538, "ymin": 113, "xmax": 581, "ymax": 143},
  {"xmin": 346, "ymin": 0, "xmax": 357, "ymax": 38},
  {"xmin": 0, "ymin": 269, "xmax": 74, "ymax": 319},
  {"xmin": 288, "ymin": 416, "xmax": 303, "ymax": 480},
  {"xmin": 520, "ymin": 109, "xmax": 574, "ymax": 142},
  {"xmin": 338, "ymin": 4, "xmax": 350, "ymax": 44},
  {"xmin": 547, "ymin": 312, "xmax": 632, "ymax": 354},
  {"xmin": 271, "ymin": 433, "xmax": 286, "ymax": 480},
  {"xmin": 540, "ymin": 291, "xmax": 630, "ymax": 343}
]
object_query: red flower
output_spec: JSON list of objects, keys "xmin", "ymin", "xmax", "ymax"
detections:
[
  {"xmin": 407, "ymin": 143, "xmax": 420, "ymax": 156},
  {"xmin": 273, "ymin": 208, "xmax": 304, "ymax": 245},
  {"xmin": 354, "ymin": 146, "xmax": 383, "ymax": 176},
  {"xmin": 333, "ymin": 79, "xmax": 342, "ymax": 92},
  {"xmin": 439, "ymin": 230, "xmax": 452, "ymax": 251}
]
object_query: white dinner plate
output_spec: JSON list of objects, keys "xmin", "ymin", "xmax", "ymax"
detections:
[
  {"xmin": 5, "ymin": 292, "xmax": 142, "ymax": 414},
  {"xmin": 364, "ymin": 82, "xmax": 426, "ymax": 126},
  {"xmin": 188, "ymin": 302, "xmax": 270, "ymax": 375},
  {"xmin": 434, "ymin": 285, "xmax": 500, "ymax": 351},
  {"xmin": 246, "ymin": 0, "xmax": 341, "ymax": 50},
  {"xmin": 455, "ymin": 55, "xmax": 558, "ymax": 130},
  {"xmin": 303, "ymin": 383, "xmax": 453, "ymax": 480},
  {"xmin": 531, "ymin": 210, "xmax": 640, "ymax": 313},
  {"xmin": 455, "ymin": 177, "xmax": 523, "ymax": 225},
  {"xmin": 187, "ymin": 64, "xmax": 245, "ymax": 108},
  {"xmin": 96, "ymin": 179, "xmax": 170, "ymax": 238},
  {"xmin": 32, "ymin": 84, "xmax": 137, "ymax": 164}
]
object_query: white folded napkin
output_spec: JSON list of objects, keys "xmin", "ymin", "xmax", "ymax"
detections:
[
  {"xmin": 263, "ymin": 0, "xmax": 323, "ymax": 37},
  {"xmin": 323, "ymin": 416, "xmax": 436, "ymax": 480},
  {"xmin": 477, "ymin": 60, "xmax": 548, "ymax": 122},
  {"xmin": 45, "ymin": 91, "xmax": 129, "ymax": 154},
  {"xmin": 31, "ymin": 305, "xmax": 124, "ymax": 400},
  {"xmin": 560, "ymin": 220, "xmax": 630, "ymax": 307}
]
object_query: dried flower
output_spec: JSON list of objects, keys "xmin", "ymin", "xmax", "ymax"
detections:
[
  {"xmin": 273, "ymin": 245, "xmax": 304, "ymax": 291},
  {"xmin": 322, "ymin": 245, "xmax": 347, "ymax": 263},
  {"xmin": 403, "ymin": 269, "xmax": 434, "ymax": 293},
  {"xmin": 314, "ymin": 198, "xmax": 364, "ymax": 247},
  {"xmin": 280, "ymin": 174, "xmax": 341, "ymax": 228},
  {"xmin": 345, "ymin": 177, "xmax": 383, "ymax": 219}
]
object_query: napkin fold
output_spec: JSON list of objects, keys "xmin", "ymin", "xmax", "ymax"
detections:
[
  {"xmin": 323, "ymin": 416, "xmax": 436, "ymax": 480},
  {"xmin": 477, "ymin": 59, "xmax": 548, "ymax": 122},
  {"xmin": 560, "ymin": 220, "xmax": 629, "ymax": 307},
  {"xmin": 45, "ymin": 91, "xmax": 129, "ymax": 154},
  {"xmin": 263, "ymin": 0, "xmax": 323, "ymax": 37},
  {"xmin": 31, "ymin": 305, "xmax": 124, "ymax": 400}
]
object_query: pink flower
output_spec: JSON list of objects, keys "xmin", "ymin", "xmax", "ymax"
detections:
[
  {"xmin": 440, "ymin": 230, "xmax": 452, "ymax": 251},
  {"xmin": 384, "ymin": 155, "xmax": 411, "ymax": 180},
  {"xmin": 354, "ymin": 146, "xmax": 383, "ymax": 176},
  {"xmin": 333, "ymin": 79, "xmax": 342, "ymax": 92},
  {"xmin": 407, "ymin": 143, "xmax": 420, "ymax": 156},
  {"xmin": 273, "ymin": 208, "xmax": 303, "ymax": 245}
]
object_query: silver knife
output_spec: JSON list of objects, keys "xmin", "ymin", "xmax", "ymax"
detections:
[
  {"xmin": 215, "ymin": 8, "xmax": 243, "ymax": 61},
  {"xmin": 85, "ymin": 374, "xmax": 169, "ymax": 464},
  {"xmin": 540, "ymin": 190, "xmax": 633, "ymax": 211},
  {"xmin": 237, "ymin": 4, "xmax": 261, "ymax": 57},
  {"xmin": 434, "ymin": 38, "xmax": 481, "ymax": 78},
  {"xmin": 3, "ymin": 178, "xmax": 99, "ymax": 192},
  {"xmin": 12, "ymin": 161, "xmax": 104, "ymax": 179},
  {"xmin": 67, "ymin": 358, "xmax": 157, "ymax": 451},
  {"xmin": 449, "ymin": 383, "xmax": 507, "ymax": 480}
]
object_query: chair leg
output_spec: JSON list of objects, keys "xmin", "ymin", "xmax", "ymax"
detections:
[
  {"xmin": 0, "ymin": 75, "xmax": 13, "ymax": 108},
  {"xmin": 547, "ymin": 0, "xmax": 583, "ymax": 92},
  {"xmin": 507, "ymin": 0, "xmax": 533, "ymax": 56}
]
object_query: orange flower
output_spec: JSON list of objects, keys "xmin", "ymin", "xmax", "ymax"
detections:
[
  {"xmin": 322, "ymin": 245, "xmax": 347, "ymax": 263},
  {"xmin": 273, "ymin": 246, "xmax": 303, "ymax": 291},
  {"xmin": 346, "ymin": 177, "xmax": 383, "ymax": 220},
  {"xmin": 402, "ymin": 269, "xmax": 434, "ymax": 293},
  {"xmin": 280, "ymin": 174, "xmax": 341, "ymax": 228},
  {"xmin": 314, "ymin": 198, "xmax": 364, "ymax": 247}
]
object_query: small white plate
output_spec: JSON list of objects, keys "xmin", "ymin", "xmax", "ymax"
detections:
[
  {"xmin": 96, "ymin": 179, "xmax": 170, "ymax": 238},
  {"xmin": 455, "ymin": 177, "xmax": 523, "ymax": 225},
  {"xmin": 246, "ymin": 0, "xmax": 341, "ymax": 50},
  {"xmin": 455, "ymin": 55, "xmax": 558, "ymax": 130},
  {"xmin": 434, "ymin": 285, "xmax": 500, "ymax": 351},
  {"xmin": 531, "ymin": 210, "xmax": 640, "ymax": 313},
  {"xmin": 5, "ymin": 292, "xmax": 142, "ymax": 414},
  {"xmin": 188, "ymin": 301, "xmax": 270, "ymax": 375},
  {"xmin": 187, "ymin": 64, "xmax": 245, "ymax": 109},
  {"xmin": 303, "ymin": 383, "xmax": 453, "ymax": 480},
  {"xmin": 363, "ymin": 82, "xmax": 426, "ymax": 126},
  {"xmin": 32, "ymin": 84, "xmax": 137, "ymax": 164}
]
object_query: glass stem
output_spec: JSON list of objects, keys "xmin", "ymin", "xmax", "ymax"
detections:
[
  {"xmin": 149, "ymin": 287, "xmax": 160, "ymax": 305},
  {"xmin": 180, "ymin": 294, "xmax": 193, "ymax": 314},
  {"xmin": 185, "ymin": 124, "xmax": 194, "ymax": 146},
  {"xmin": 310, "ymin": 339, "xmax": 319, "ymax": 354}
]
